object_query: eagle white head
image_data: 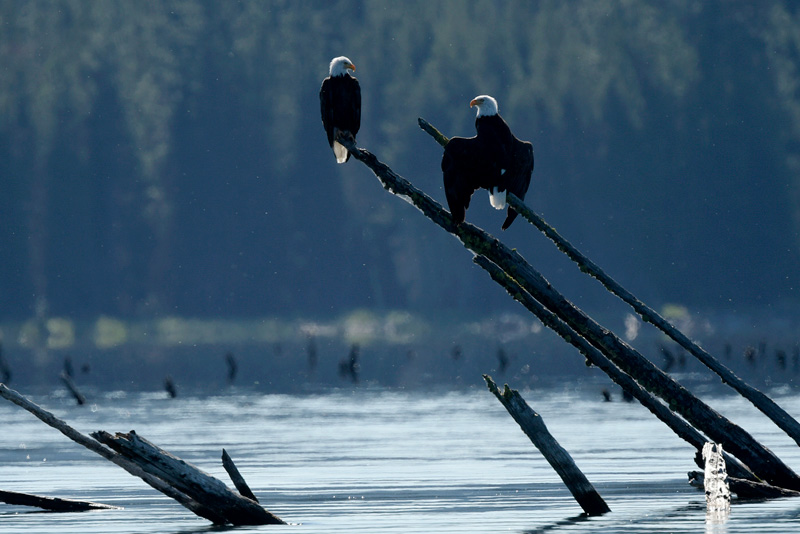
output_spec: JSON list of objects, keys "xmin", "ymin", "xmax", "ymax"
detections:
[
  {"xmin": 329, "ymin": 56, "xmax": 356, "ymax": 77},
  {"xmin": 470, "ymin": 95, "xmax": 499, "ymax": 118}
]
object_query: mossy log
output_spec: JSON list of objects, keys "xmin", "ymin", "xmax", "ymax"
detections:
[
  {"xmin": 338, "ymin": 133, "xmax": 800, "ymax": 491},
  {"xmin": 484, "ymin": 375, "xmax": 610, "ymax": 516}
]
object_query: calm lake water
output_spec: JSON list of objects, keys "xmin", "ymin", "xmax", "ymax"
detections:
[{"xmin": 2, "ymin": 380, "xmax": 800, "ymax": 533}]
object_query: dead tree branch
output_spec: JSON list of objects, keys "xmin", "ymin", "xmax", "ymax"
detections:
[
  {"xmin": 0, "ymin": 383, "xmax": 283, "ymax": 525},
  {"xmin": 417, "ymin": 115, "xmax": 800, "ymax": 450},
  {"xmin": 484, "ymin": 375, "xmax": 610, "ymax": 516},
  {"xmin": 222, "ymin": 448, "xmax": 259, "ymax": 503},
  {"xmin": 473, "ymin": 255, "xmax": 755, "ymax": 481},
  {"xmin": 339, "ymin": 134, "xmax": 800, "ymax": 491},
  {"xmin": 92, "ymin": 431, "xmax": 282, "ymax": 525}
]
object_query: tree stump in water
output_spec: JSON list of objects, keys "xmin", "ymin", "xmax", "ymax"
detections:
[{"xmin": 484, "ymin": 375, "xmax": 610, "ymax": 516}]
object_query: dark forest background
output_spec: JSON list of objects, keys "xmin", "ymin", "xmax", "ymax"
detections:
[{"xmin": 3, "ymin": 0, "xmax": 800, "ymax": 327}]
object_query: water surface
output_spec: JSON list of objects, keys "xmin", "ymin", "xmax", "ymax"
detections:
[{"xmin": 2, "ymin": 382, "xmax": 800, "ymax": 533}]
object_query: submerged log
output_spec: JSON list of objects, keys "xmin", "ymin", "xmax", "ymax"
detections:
[
  {"xmin": 0, "ymin": 383, "xmax": 284, "ymax": 525},
  {"xmin": 484, "ymin": 375, "xmax": 610, "ymax": 516},
  {"xmin": 0, "ymin": 489, "xmax": 119, "ymax": 512},
  {"xmin": 340, "ymin": 133, "xmax": 800, "ymax": 491}
]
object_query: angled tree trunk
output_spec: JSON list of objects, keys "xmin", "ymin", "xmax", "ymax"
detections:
[
  {"xmin": 484, "ymin": 375, "xmax": 610, "ymax": 516},
  {"xmin": 473, "ymin": 255, "xmax": 755, "ymax": 481},
  {"xmin": 420, "ymin": 115, "xmax": 800, "ymax": 452},
  {"xmin": 338, "ymin": 134, "xmax": 800, "ymax": 491}
]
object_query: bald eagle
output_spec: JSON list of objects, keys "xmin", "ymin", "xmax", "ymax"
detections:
[
  {"xmin": 320, "ymin": 56, "xmax": 361, "ymax": 163},
  {"xmin": 442, "ymin": 95, "xmax": 534, "ymax": 230}
]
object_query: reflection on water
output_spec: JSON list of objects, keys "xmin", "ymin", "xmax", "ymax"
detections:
[{"xmin": 1, "ymin": 383, "xmax": 800, "ymax": 533}]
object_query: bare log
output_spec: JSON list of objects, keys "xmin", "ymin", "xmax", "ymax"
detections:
[
  {"xmin": 92, "ymin": 430, "xmax": 283, "ymax": 525},
  {"xmin": 339, "ymin": 134, "xmax": 800, "ymax": 491},
  {"xmin": 418, "ymin": 114, "xmax": 800, "ymax": 462},
  {"xmin": 0, "ymin": 383, "xmax": 281, "ymax": 525},
  {"xmin": 473, "ymin": 255, "xmax": 756, "ymax": 481},
  {"xmin": 222, "ymin": 448, "xmax": 259, "ymax": 502},
  {"xmin": 484, "ymin": 375, "xmax": 610, "ymax": 516},
  {"xmin": 501, "ymin": 193, "xmax": 800, "ymax": 449},
  {"xmin": 0, "ymin": 489, "xmax": 119, "ymax": 512}
]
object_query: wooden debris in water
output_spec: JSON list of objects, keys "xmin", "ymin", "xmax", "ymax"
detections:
[
  {"xmin": 92, "ymin": 430, "xmax": 283, "ymax": 525},
  {"xmin": 484, "ymin": 374, "xmax": 610, "ymax": 516},
  {"xmin": 0, "ymin": 489, "xmax": 119, "ymax": 512},
  {"xmin": 60, "ymin": 371, "xmax": 86, "ymax": 405},
  {"xmin": 0, "ymin": 383, "xmax": 285, "ymax": 526},
  {"xmin": 341, "ymin": 131, "xmax": 800, "ymax": 491}
]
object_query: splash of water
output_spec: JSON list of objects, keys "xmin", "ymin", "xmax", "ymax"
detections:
[{"xmin": 703, "ymin": 441, "xmax": 731, "ymax": 526}]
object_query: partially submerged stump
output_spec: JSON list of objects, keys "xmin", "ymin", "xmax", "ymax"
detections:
[
  {"xmin": 484, "ymin": 375, "xmax": 610, "ymax": 516},
  {"xmin": 60, "ymin": 371, "xmax": 86, "ymax": 405}
]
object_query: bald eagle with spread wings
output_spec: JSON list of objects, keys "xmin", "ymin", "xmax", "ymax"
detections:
[{"xmin": 442, "ymin": 95, "xmax": 534, "ymax": 230}]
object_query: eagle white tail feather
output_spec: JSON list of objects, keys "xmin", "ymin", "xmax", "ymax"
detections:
[
  {"xmin": 489, "ymin": 188, "xmax": 507, "ymax": 210},
  {"xmin": 333, "ymin": 141, "xmax": 348, "ymax": 163}
]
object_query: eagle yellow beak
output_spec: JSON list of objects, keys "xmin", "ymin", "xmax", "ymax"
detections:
[
  {"xmin": 469, "ymin": 98, "xmax": 481, "ymax": 108},
  {"xmin": 349, "ymin": 62, "xmax": 356, "ymax": 72}
]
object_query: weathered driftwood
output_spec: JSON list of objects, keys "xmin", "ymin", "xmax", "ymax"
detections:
[
  {"xmin": 0, "ymin": 489, "xmax": 119, "ymax": 512},
  {"xmin": 222, "ymin": 448, "xmax": 259, "ymax": 502},
  {"xmin": 473, "ymin": 255, "xmax": 756, "ymax": 481},
  {"xmin": 420, "ymin": 116, "xmax": 800, "ymax": 449},
  {"xmin": 484, "ymin": 375, "xmax": 610, "ymax": 516},
  {"xmin": 0, "ymin": 383, "xmax": 283, "ymax": 525},
  {"xmin": 504, "ymin": 193, "xmax": 800, "ymax": 450},
  {"xmin": 339, "ymin": 133, "xmax": 800, "ymax": 491},
  {"xmin": 60, "ymin": 371, "xmax": 86, "ymax": 405},
  {"xmin": 92, "ymin": 431, "xmax": 282, "ymax": 525}
]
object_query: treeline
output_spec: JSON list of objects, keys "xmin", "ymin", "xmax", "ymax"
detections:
[{"xmin": 2, "ymin": 0, "xmax": 800, "ymax": 321}]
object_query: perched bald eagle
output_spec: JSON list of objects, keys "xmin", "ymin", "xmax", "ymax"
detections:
[
  {"xmin": 320, "ymin": 56, "xmax": 361, "ymax": 163},
  {"xmin": 442, "ymin": 95, "xmax": 534, "ymax": 230}
]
